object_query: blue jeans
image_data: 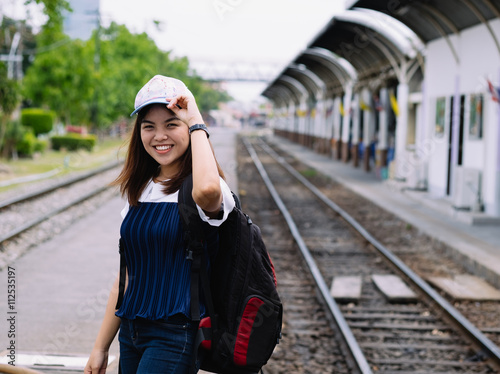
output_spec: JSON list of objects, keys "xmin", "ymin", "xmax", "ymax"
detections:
[{"xmin": 118, "ymin": 317, "xmax": 198, "ymax": 374}]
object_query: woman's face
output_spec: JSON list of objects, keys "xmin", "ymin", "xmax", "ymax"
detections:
[{"xmin": 140, "ymin": 104, "xmax": 189, "ymax": 179}]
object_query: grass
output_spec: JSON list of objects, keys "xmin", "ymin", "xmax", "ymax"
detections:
[
  {"xmin": 0, "ymin": 137, "xmax": 128, "ymax": 193},
  {"xmin": 300, "ymin": 168, "xmax": 318, "ymax": 178}
]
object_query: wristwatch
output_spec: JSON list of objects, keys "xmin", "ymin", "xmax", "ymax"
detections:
[{"xmin": 189, "ymin": 124, "xmax": 210, "ymax": 138}]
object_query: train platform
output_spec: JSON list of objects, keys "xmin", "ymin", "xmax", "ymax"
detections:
[{"xmin": 266, "ymin": 133, "xmax": 500, "ymax": 289}]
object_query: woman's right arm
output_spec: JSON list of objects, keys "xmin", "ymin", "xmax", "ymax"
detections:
[{"xmin": 84, "ymin": 274, "xmax": 122, "ymax": 374}]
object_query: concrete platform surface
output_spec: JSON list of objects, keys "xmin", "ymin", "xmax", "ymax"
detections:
[{"xmin": 0, "ymin": 194, "xmax": 123, "ymax": 373}]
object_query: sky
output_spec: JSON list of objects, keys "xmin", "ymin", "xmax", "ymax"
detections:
[{"xmin": 1, "ymin": 0, "xmax": 347, "ymax": 103}]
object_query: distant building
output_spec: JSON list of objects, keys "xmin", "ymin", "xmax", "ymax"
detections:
[{"xmin": 63, "ymin": 0, "xmax": 100, "ymax": 40}]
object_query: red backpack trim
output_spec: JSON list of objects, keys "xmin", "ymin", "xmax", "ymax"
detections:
[{"xmin": 233, "ymin": 297, "xmax": 265, "ymax": 366}]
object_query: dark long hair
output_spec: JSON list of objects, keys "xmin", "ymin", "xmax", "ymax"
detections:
[{"xmin": 112, "ymin": 104, "xmax": 225, "ymax": 206}]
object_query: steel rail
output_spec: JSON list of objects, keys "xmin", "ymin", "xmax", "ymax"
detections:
[
  {"xmin": 0, "ymin": 185, "xmax": 109, "ymax": 245},
  {"xmin": 242, "ymin": 137, "xmax": 373, "ymax": 374},
  {"xmin": 257, "ymin": 137, "xmax": 500, "ymax": 365},
  {"xmin": 0, "ymin": 160, "xmax": 122, "ymax": 210}
]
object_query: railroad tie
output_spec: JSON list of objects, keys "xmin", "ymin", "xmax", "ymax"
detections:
[
  {"xmin": 371, "ymin": 274, "xmax": 418, "ymax": 302},
  {"xmin": 427, "ymin": 274, "xmax": 500, "ymax": 301},
  {"xmin": 330, "ymin": 275, "xmax": 362, "ymax": 302}
]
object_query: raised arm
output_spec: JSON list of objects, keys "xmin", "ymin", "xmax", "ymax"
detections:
[{"xmin": 167, "ymin": 95, "xmax": 222, "ymax": 217}]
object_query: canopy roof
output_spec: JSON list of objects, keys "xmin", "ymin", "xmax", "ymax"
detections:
[
  {"xmin": 348, "ymin": 0, "xmax": 500, "ymax": 43},
  {"xmin": 308, "ymin": 9, "xmax": 423, "ymax": 81},
  {"xmin": 263, "ymin": 0, "xmax": 500, "ymax": 104},
  {"xmin": 263, "ymin": 7, "xmax": 424, "ymax": 103}
]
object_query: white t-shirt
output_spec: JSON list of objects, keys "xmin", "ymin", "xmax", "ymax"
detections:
[{"xmin": 120, "ymin": 177, "xmax": 235, "ymax": 227}]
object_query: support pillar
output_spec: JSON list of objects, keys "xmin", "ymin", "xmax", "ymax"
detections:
[
  {"xmin": 297, "ymin": 101, "xmax": 307, "ymax": 145},
  {"xmin": 363, "ymin": 112, "xmax": 372, "ymax": 172},
  {"xmin": 362, "ymin": 88, "xmax": 372, "ymax": 172},
  {"xmin": 290, "ymin": 105, "xmax": 297, "ymax": 142},
  {"xmin": 352, "ymin": 93, "xmax": 361, "ymax": 167},
  {"xmin": 377, "ymin": 87, "xmax": 389, "ymax": 170},
  {"xmin": 341, "ymin": 83, "xmax": 353, "ymax": 163},
  {"xmin": 450, "ymin": 74, "xmax": 461, "ymax": 197},
  {"xmin": 394, "ymin": 83, "xmax": 409, "ymax": 179},
  {"xmin": 323, "ymin": 99, "xmax": 334, "ymax": 156},
  {"xmin": 495, "ymin": 68, "xmax": 500, "ymax": 216},
  {"xmin": 288, "ymin": 105, "xmax": 296, "ymax": 141},
  {"xmin": 332, "ymin": 97, "xmax": 342, "ymax": 159}
]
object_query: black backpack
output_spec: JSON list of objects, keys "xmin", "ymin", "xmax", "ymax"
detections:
[{"xmin": 178, "ymin": 174, "xmax": 283, "ymax": 374}]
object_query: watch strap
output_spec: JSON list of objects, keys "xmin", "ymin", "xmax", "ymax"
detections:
[{"xmin": 189, "ymin": 124, "xmax": 210, "ymax": 138}]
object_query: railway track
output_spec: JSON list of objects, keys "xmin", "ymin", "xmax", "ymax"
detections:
[
  {"xmin": 0, "ymin": 161, "xmax": 121, "ymax": 210},
  {"xmin": 236, "ymin": 138, "xmax": 352, "ymax": 373},
  {"xmin": 0, "ymin": 161, "xmax": 122, "ymax": 267},
  {"xmin": 238, "ymin": 135, "xmax": 500, "ymax": 373},
  {"xmin": 3, "ymin": 133, "xmax": 499, "ymax": 373},
  {"xmin": 262, "ymin": 135, "xmax": 500, "ymax": 349}
]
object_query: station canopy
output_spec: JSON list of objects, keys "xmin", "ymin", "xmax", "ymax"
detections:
[
  {"xmin": 264, "ymin": 0, "xmax": 500, "ymax": 105},
  {"xmin": 308, "ymin": 8, "xmax": 423, "ymax": 82},
  {"xmin": 263, "ymin": 7, "xmax": 423, "ymax": 103},
  {"xmin": 348, "ymin": 0, "xmax": 500, "ymax": 43}
]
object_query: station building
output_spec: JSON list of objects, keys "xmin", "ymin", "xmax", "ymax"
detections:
[{"xmin": 263, "ymin": 0, "xmax": 500, "ymax": 219}]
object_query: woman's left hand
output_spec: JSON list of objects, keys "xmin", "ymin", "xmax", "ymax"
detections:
[{"xmin": 167, "ymin": 94, "xmax": 204, "ymax": 128}]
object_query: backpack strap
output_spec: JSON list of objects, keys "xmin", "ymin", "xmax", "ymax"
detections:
[
  {"xmin": 232, "ymin": 191, "xmax": 241, "ymax": 210},
  {"xmin": 115, "ymin": 238, "xmax": 126, "ymax": 310},
  {"xmin": 178, "ymin": 174, "xmax": 216, "ymax": 322},
  {"xmin": 179, "ymin": 174, "xmax": 202, "ymax": 321},
  {"xmin": 179, "ymin": 175, "xmax": 219, "ymax": 373}
]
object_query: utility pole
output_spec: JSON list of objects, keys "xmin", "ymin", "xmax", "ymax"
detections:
[
  {"xmin": 90, "ymin": 10, "xmax": 101, "ymax": 131},
  {"xmin": 0, "ymin": 31, "xmax": 22, "ymax": 80}
]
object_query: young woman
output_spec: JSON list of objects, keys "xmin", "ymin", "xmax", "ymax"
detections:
[{"xmin": 84, "ymin": 75, "xmax": 235, "ymax": 374}]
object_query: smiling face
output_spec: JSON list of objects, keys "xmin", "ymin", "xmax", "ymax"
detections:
[{"xmin": 140, "ymin": 104, "xmax": 190, "ymax": 180}]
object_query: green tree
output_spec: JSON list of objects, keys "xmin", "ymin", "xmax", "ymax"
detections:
[
  {"xmin": 22, "ymin": 21, "xmax": 231, "ymax": 131},
  {"xmin": 0, "ymin": 63, "xmax": 21, "ymax": 156},
  {"xmin": 26, "ymin": 0, "xmax": 71, "ymax": 46},
  {"xmin": 95, "ymin": 23, "xmax": 167, "ymax": 128},
  {"xmin": 94, "ymin": 23, "xmax": 229, "ymax": 128},
  {"xmin": 22, "ymin": 38, "xmax": 94, "ymax": 125}
]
